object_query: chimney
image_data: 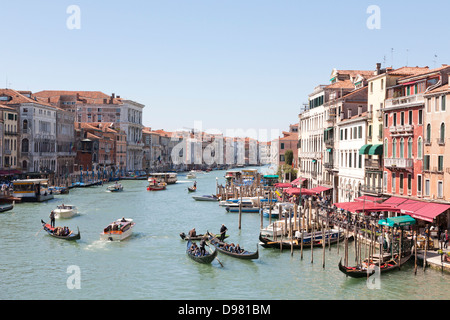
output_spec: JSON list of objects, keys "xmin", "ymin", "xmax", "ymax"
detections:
[
  {"xmin": 112, "ymin": 93, "xmax": 115, "ymax": 99},
  {"xmin": 376, "ymin": 63, "xmax": 382, "ymax": 75}
]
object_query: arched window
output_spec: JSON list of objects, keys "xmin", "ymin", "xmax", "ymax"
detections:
[
  {"xmin": 426, "ymin": 124, "xmax": 431, "ymax": 143},
  {"xmin": 418, "ymin": 137, "xmax": 423, "ymax": 159},
  {"xmin": 408, "ymin": 138, "xmax": 413, "ymax": 159},
  {"xmin": 400, "ymin": 138, "xmax": 404, "ymax": 159},
  {"xmin": 23, "ymin": 119, "xmax": 28, "ymax": 131},
  {"xmin": 22, "ymin": 160, "xmax": 27, "ymax": 171},
  {"xmin": 392, "ymin": 138, "xmax": 397, "ymax": 158},
  {"xmin": 384, "ymin": 138, "xmax": 388, "ymax": 158},
  {"xmin": 440, "ymin": 123, "xmax": 445, "ymax": 144},
  {"xmin": 21, "ymin": 139, "xmax": 29, "ymax": 153}
]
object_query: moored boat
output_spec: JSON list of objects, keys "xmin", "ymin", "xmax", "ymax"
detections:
[
  {"xmin": 100, "ymin": 218, "xmax": 135, "ymax": 241},
  {"xmin": 180, "ymin": 231, "xmax": 228, "ymax": 241},
  {"xmin": 186, "ymin": 240, "xmax": 217, "ymax": 264},
  {"xmin": 192, "ymin": 195, "xmax": 218, "ymax": 202},
  {"xmin": 258, "ymin": 229, "xmax": 344, "ymax": 249},
  {"xmin": 40, "ymin": 220, "xmax": 80, "ymax": 241},
  {"xmin": 53, "ymin": 204, "xmax": 78, "ymax": 219},
  {"xmin": 225, "ymin": 206, "xmax": 261, "ymax": 213}
]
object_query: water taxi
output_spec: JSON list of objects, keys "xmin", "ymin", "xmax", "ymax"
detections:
[
  {"xmin": 53, "ymin": 204, "xmax": 78, "ymax": 219},
  {"xmin": 100, "ymin": 218, "xmax": 135, "ymax": 241},
  {"xmin": 107, "ymin": 182, "xmax": 123, "ymax": 192},
  {"xmin": 147, "ymin": 177, "xmax": 167, "ymax": 191},
  {"xmin": 148, "ymin": 173, "xmax": 177, "ymax": 184}
]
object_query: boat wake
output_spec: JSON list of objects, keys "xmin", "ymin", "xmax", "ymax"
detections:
[{"xmin": 84, "ymin": 239, "xmax": 110, "ymax": 251}]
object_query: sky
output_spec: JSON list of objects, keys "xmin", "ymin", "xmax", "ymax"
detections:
[{"xmin": 1, "ymin": 0, "xmax": 450, "ymax": 141}]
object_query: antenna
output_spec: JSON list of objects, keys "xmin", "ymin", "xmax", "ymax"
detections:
[
  {"xmin": 391, "ymin": 48, "xmax": 394, "ymax": 68},
  {"xmin": 433, "ymin": 54, "xmax": 438, "ymax": 68}
]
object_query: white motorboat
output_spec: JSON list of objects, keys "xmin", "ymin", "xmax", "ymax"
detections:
[
  {"xmin": 192, "ymin": 195, "xmax": 218, "ymax": 202},
  {"xmin": 53, "ymin": 204, "xmax": 78, "ymax": 219},
  {"xmin": 186, "ymin": 171, "xmax": 196, "ymax": 179},
  {"xmin": 107, "ymin": 182, "xmax": 123, "ymax": 192},
  {"xmin": 100, "ymin": 218, "xmax": 135, "ymax": 241},
  {"xmin": 262, "ymin": 202, "xmax": 294, "ymax": 219}
]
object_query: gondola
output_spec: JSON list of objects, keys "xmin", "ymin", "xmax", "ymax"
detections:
[
  {"xmin": 40, "ymin": 220, "xmax": 80, "ymax": 241},
  {"xmin": 258, "ymin": 230, "xmax": 346, "ymax": 249},
  {"xmin": 207, "ymin": 232, "xmax": 258, "ymax": 260},
  {"xmin": 338, "ymin": 252, "xmax": 413, "ymax": 278},
  {"xmin": 179, "ymin": 231, "xmax": 228, "ymax": 241},
  {"xmin": 187, "ymin": 186, "xmax": 197, "ymax": 193},
  {"xmin": 186, "ymin": 240, "xmax": 217, "ymax": 264}
]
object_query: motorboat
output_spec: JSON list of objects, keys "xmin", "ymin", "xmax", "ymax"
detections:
[
  {"xmin": 192, "ymin": 195, "xmax": 218, "ymax": 202},
  {"xmin": 186, "ymin": 171, "xmax": 196, "ymax": 179},
  {"xmin": 107, "ymin": 182, "xmax": 123, "ymax": 192},
  {"xmin": 147, "ymin": 178, "xmax": 167, "ymax": 191},
  {"xmin": 100, "ymin": 218, "xmax": 135, "ymax": 241},
  {"xmin": 262, "ymin": 202, "xmax": 294, "ymax": 219},
  {"xmin": 53, "ymin": 204, "xmax": 78, "ymax": 219}
]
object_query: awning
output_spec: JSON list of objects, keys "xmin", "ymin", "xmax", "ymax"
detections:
[
  {"xmin": 326, "ymin": 148, "xmax": 332, "ymax": 152},
  {"xmin": 382, "ymin": 197, "xmax": 450, "ymax": 222},
  {"xmin": 354, "ymin": 195, "xmax": 384, "ymax": 203},
  {"xmin": 274, "ymin": 183, "xmax": 292, "ymax": 189},
  {"xmin": 263, "ymin": 175, "xmax": 279, "ymax": 179},
  {"xmin": 310, "ymin": 186, "xmax": 332, "ymax": 193},
  {"xmin": 291, "ymin": 177, "xmax": 306, "ymax": 185},
  {"xmin": 378, "ymin": 216, "xmax": 416, "ymax": 227},
  {"xmin": 359, "ymin": 144, "xmax": 372, "ymax": 155},
  {"xmin": 284, "ymin": 187, "xmax": 316, "ymax": 196},
  {"xmin": 368, "ymin": 144, "xmax": 383, "ymax": 155}
]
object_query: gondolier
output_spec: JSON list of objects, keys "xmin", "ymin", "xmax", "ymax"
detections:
[
  {"xmin": 219, "ymin": 224, "xmax": 228, "ymax": 241},
  {"xmin": 50, "ymin": 210, "xmax": 56, "ymax": 227},
  {"xmin": 200, "ymin": 237, "xmax": 208, "ymax": 256}
]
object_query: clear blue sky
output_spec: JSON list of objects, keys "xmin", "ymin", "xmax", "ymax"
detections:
[{"xmin": 1, "ymin": 0, "xmax": 449, "ymax": 140}]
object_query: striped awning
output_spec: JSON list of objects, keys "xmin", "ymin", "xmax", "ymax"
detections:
[{"xmin": 359, "ymin": 144, "xmax": 372, "ymax": 155}]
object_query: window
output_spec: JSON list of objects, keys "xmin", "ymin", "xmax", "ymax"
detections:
[
  {"xmin": 400, "ymin": 138, "xmax": 404, "ymax": 159},
  {"xmin": 399, "ymin": 173, "xmax": 404, "ymax": 193},
  {"xmin": 392, "ymin": 173, "xmax": 396, "ymax": 192},
  {"xmin": 400, "ymin": 112, "xmax": 405, "ymax": 125},
  {"xmin": 368, "ymin": 125, "xmax": 372, "ymax": 138},
  {"xmin": 418, "ymin": 110, "xmax": 423, "ymax": 125},
  {"xmin": 408, "ymin": 110, "xmax": 413, "ymax": 125},
  {"xmin": 418, "ymin": 137, "xmax": 423, "ymax": 159},
  {"xmin": 442, "ymin": 95, "xmax": 447, "ymax": 111},
  {"xmin": 417, "ymin": 175, "xmax": 422, "ymax": 194},
  {"xmin": 281, "ymin": 143, "xmax": 285, "ymax": 150},
  {"xmin": 425, "ymin": 179, "xmax": 430, "ymax": 196},
  {"xmin": 392, "ymin": 138, "xmax": 397, "ymax": 158},
  {"xmin": 426, "ymin": 124, "xmax": 431, "ymax": 143},
  {"xmin": 435, "ymin": 97, "xmax": 440, "ymax": 112},
  {"xmin": 383, "ymin": 171, "xmax": 388, "ymax": 191},
  {"xmin": 407, "ymin": 174, "xmax": 412, "ymax": 194},
  {"xmin": 385, "ymin": 114, "xmax": 388, "ymax": 128},
  {"xmin": 424, "ymin": 155, "xmax": 430, "ymax": 171},
  {"xmin": 438, "ymin": 181, "xmax": 443, "ymax": 198},
  {"xmin": 381, "ymin": 79, "xmax": 384, "ymax": 90},
  {"xmin": 384, "ymin": 139, "xmax": 388, "ymax": 158},
  {"xmin": 340, "ymin": 129, "xmax": 343, "ymax": 140},
  {"xmin": 408, "ymin": 138, "xmax": 413, "ymax": 159},
  {"xmin": 440, "ymin": 123, "xmax": 445, "ymax": 144},
  {"xmin": 393, "ymin": 113, "xmax": 397, "ymax": 126},
  {"xmin": 438, "ymin": 155, "xmax": 444, "ymax": 172},
  {"xmin": 358, "ymin": 126, "xmax": 362, "ymax": 139}
]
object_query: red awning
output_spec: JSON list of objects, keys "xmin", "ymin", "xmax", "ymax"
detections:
[
  {"xmin": 274, "ymin": 183, "xmax": 292, "ymax": 189},
  {"xmin": 401, "ymin": 81, "xmax": 418, "ymax": 86},
  {"xmin": 291, "ymin": 178, "xmax": 306, "ymax": 185},
  {"xmin": 381, "ymin": 197, "xmax": 450, "ymax": 222},
  {"xmin": 284, "ymin": 187, "xmax": 316, "ymax": 196},
  {"xmin": 334, "ymin": 201, "xmax": 399, "ymax": 213},
  {"xmin": 354, "ymin": 195, "xmax": 384, "ymax": 203},
  {"xmin": 310, "ymin": 186, "xmax": 331, "ymax": 193}
]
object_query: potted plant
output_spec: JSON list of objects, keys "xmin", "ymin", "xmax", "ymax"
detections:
[{"xmin": 445, "ymin": 252, "xmax": 450, "ymax": 263}]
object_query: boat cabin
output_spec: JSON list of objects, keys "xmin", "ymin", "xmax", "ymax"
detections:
[{"xmin": 12, "ymin": 179, "xmax": 54, "ymax": 202}]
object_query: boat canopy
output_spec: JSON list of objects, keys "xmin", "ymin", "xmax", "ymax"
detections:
[{"xmin": 378, "ymin": 215, "xmax": 416, "ymax": 227}]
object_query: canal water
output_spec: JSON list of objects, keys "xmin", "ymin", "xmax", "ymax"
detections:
[{"xmin": 1, "ymin": 167, "xmax": 449, "ymax": 300}]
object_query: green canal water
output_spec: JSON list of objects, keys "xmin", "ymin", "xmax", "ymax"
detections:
[{"xmin": 1, "ymin": 168, "xmax": 449, "ymax": 300}]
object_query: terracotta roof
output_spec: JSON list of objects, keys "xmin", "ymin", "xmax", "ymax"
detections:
[
  {"xmin": 325, "ymin": 80, "xmax": 355, "ymax": 89},
  {"xmin": 387, "ymin": 66, "xmax": 430, "ymax": 76},
  {"xmin": 397, "ymin": 65, "xmax": 450, "ymax": 82},
  {"xmin": 425, "ymin": 84, "xmax": 450, "ymax": 95},
  {"xmin": 33, "ymin": 90, "xmax": 123, "ymax": 105},
  {"xmin": 0, "ymin": 88, "xmax": 54, "ymax": 108}
]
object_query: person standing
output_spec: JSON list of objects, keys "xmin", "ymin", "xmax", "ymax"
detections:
[
  {"xmin": 442, "ymin": 230, "xmax": 449, "ymax": 249},
  {"xmin": 219, "ymin": 224, "xmax": 228, "ymax": 241},
  {"xmin": 50, "ymin": 210, "xmax": 56, "ymax": 228},
  {"xmin": 200, "ymin": 237, "xmax": 208, "ymax": 256}
]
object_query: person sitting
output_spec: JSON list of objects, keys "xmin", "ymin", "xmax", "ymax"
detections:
[
  {"xmin": 188, "ymin": 228, "xmax": 197, "ymax": 238},
  {"xmin": 235, "ymin": 244, "xmax": 242, "ymax": 253}
]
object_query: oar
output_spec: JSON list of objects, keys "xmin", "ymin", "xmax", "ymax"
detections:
[
  {"xmin": 208, "ymin": 245, "xmax": 223, "ymax": 267},
  {"xmin": 35, "ymin": 222, "xmax": 47, "ymax": 236}
]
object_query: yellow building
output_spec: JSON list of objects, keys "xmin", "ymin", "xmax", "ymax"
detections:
[{"xmin": 0, "ymin": 105, "xmax": 19, "ymax": 170}]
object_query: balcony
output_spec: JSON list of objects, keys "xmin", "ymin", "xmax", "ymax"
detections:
[
  {"xmin": 376, "ymin": 110, "xmax": 383, "ymax": 119},
  {"xmin": 324, "ymin": 139, "xmax": 334, "ymax": 148},
  {"xmin": 384, "ymin": 158, "xmax": 413, "ymax": 170},
  {"xmin": 385, "ymin": 94, "xmax": 424, "ymax": 110},
  {"xmin": 365, "ymin": 159, "xmax": 382, "ymax": 170},
  {"xmin": 389, "ymin": 125, "xmax": 414, "ymax": 137}
]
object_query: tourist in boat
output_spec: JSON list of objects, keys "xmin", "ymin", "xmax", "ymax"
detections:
[
  {"xmin": 219, "ymin": 224, "xmax": 228, "ymax": 241},
  {"xmin": 188, "ymin": 228, "xmax": 197, "ymax": 238},
  {"xmin": 50, "ymin": 210, "xmax": 56, "ymax": 228},
  {"xmin": 235, "ymin": 244, "xmax": 242, "ymax": 254},
  {"xmin": 121, "ymin": 217, "xmax": 127, "ymax": 222}
]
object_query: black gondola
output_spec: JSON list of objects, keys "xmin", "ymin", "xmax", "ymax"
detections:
[
  {"xmin": 180, "ymin": 231, "xmax": 229, "ymax": 241},
  {"xmin": 207, "ymin": 232, "xmax": 258, "ymax": 260},
  {"xmin": 41, "ymin": 220, "xmax": 80, "ymax": 241},
  {"xmin": 338, "ymin": 253, "xmax": 412, "ymax": 278},
  {"xmin": 188, "ymin": 186, "xmax": 197, "ymax": 193},
  {"xmin": 186, "ymin": 240, "xmax": 217, "ymax": 264}
]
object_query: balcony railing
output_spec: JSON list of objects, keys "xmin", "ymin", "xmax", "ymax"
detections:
[
  {"xmin": 365, "ymin": 159, "xmax": 382, "ymax": 170},
  {"xmin": 384, "ymin": 158, "xmax": 413, "ymax": 170},
  {"xmin": 385, "ymin": 94, "xmax": 424, "ymax": 110}
]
